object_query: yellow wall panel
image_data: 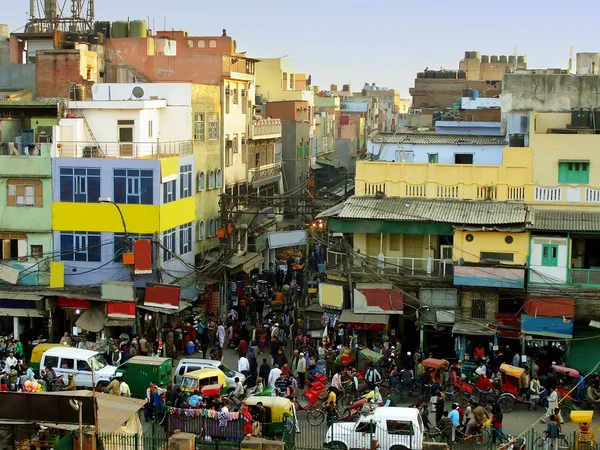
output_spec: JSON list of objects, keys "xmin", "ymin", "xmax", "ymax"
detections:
[
  {"xmin": 454, "ymin": 230, "xmax": 530, "ymax": 265},
  {"xmin": 49, "ymin": 262, "xmax": 64, "ymax": 288},
  {"xmin": 53, "ymin": 202, "xmax": 160, "ymax": 234},
  {"xmin": 159, "ymin": 197, "xmax": 196, "ymax": 232},
  {"xmin": 160, "ymin": 157, "xmax": 179, "ymax": 181}
]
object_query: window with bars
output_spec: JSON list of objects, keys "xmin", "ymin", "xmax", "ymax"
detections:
[
  {"xmin": 7, "ymin": 179, "xmax": 43, "ymax": 207},
  {"xmin": 59, "ymin": 168, "xmax": 100, "ymax": 203},
  {"xmin": 179, "ymin": 222, "xmax": 193, "ymax": 254},
  {"xmin": 197, "ymin": 172, "xmax": 205, "ymax": 191},
  {"xmin": 208, "ymin": 171, "xmax": 215, "ymax": 189},
  {"xmin": 198, "ymin": 221, "xmax": 205, "ymax": 240},
  {"xmin": 162, "ymin": 227, "xmax": 176, "ymax": 262},
  {"xmin": 113, "ymin": 169, "xmax": 153, "ymax": 204},
  {"xmin": 193, "ymin": 113, "xmax": 205, "ymax": 141},
  {"xmin": 163, "ymin": 180, "xmax": 176, "ymax": 203},
  {"xmin": 179, "ymin": 164, "xmax": 192, "ymax": 199},
  {"xmin": 209, "ymin": 114, "xmax": 219, "ymax": 140},
  {"xmin": 471, "ymin": 299, "xmax": 486, "ymax": 319},
  {"xmin": 60, "ymin": 232, "xmax": 101, "ymax": 262}
]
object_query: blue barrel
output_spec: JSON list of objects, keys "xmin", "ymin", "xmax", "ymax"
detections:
[
  {"xmin": 472, "ymin": 90, "xmax": 479, "ymax": 99},
  {"xmin": 186, "ymin": 341, "xmax": 195, "ymax": 355}
]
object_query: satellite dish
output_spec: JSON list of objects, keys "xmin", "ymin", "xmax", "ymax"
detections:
[{"xmin": 132, "ymin": 86, "xmax": 144, "ymax": 99}]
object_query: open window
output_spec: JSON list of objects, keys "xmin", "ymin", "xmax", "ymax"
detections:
[{"xmin": 355, "ymin": 421, "xmax": 377, "ymax": 434}]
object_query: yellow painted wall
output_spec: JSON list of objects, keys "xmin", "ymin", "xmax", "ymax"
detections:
[
  {"xmin": 255, "ymin": 58, "xmax": 285, "ymax": 100},
  {"xmin": 453, "ymin": 230, "xmax": 530, "ymax": 265},
  {"xmin": 53, "ymin": 198, "xmax": 195, "ymax": 234},
  {"xmin": 160, "ymin": 197, "xmax": 196, "ymax": 231},
  {"xmin": 160, "ymin": 157, "xmax": 179, "ymax": 180},
  {"xmin": 192, "ymin": 84, "xmax": 221, "ymax": 254},
  {"xmin": 530, "ymin": 112, "xmax": 600, "ymax": 186},
  {"xmin": 355, "ymin": 147, "xmax": 533, "ymax": 200}
]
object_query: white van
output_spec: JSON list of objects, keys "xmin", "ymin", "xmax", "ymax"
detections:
[
  {"xmin": 174, "ymin": 358, "xmax": 245, "ymax": 391},
  {"xmin": 324, "ymin": 407, "xmax": 424, "ymax": 450},
  {"xmin": 40, "ymin": 347, "xmax": 118, "ymax": 389}
]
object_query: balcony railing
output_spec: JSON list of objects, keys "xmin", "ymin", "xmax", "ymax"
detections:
[
  {"xmin": 248, "ymin": 162, "xmax": 282, "ymax": 186},
  {"xmin": 0, "ymin": 142, "xmax": 52, "ymax": 157},
  {"xmin": 326, "ymin": 250, "xmax": 454, "ymax": 278},
  {"xmin": 533, "ymin": 185, "xmax": 600, "ymax": 204},
  {"xmin": 54, "ymin": 140, "xmax": 193, "ymax": 158},
  {"xmin": 248, "ymin": 119, "xmax": 282, "ymax": 140},
  {"xmin": 570, "ymin": 269, "xmax": 600, "ymax": 286}
]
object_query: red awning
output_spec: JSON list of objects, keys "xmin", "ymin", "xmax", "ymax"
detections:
[
  {"xmin": 144, "ymin": 283, "xmax": 181, "ymax": 310},
  {"xmin": 57, "ymin": 297, "xmax": 91, "ymax": 309},
  {"xmin": 495, "ymin": 313, "xmax": 521, "ymax": 339},
  {"xmin": 524, "ymin": 297, "xmax": 574, "ymax": 319},
  {"xmin": 107, "ymin": 302, "xmax": 136, "ymax": 319}
]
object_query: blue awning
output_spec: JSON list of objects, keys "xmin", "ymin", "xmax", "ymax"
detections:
[{"xmin": 521, "ymin": 313, "xmax": 573, "ymax": 339}]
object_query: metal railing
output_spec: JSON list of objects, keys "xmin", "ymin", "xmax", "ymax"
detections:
[
  {"xmin": 248, "ymin": 161, "xmax": 282, "ymax": 185},
  {"xmin": 570, "ymin": 268, "xmax": 600, "ymax": 285},
  {"xmin": 55, "ymin": 140, "xmax": 193, "ymax": 158},
  {"xmin": 326, "ymin": 250, "xmax": 454, "ymax": 277},
  {"xmin": 0, "ymin": 142, "xmax": 51, "ymax": 157}
]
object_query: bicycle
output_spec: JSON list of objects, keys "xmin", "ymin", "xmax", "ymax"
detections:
[
  {"xmin": 424, "ymin": 424, "xmax": 491, "ymax": 449},
  {"xmin": 533, "ymin": 431, "xmax": 570, "ymax": 450}
]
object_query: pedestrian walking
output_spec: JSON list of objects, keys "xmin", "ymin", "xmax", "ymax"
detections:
[
  {"xmin": 547, "ymin": 414, "xmax": 559, "ymax": 450},
  {"xmin": 216, "ymin": 321, "xmax": 225, "ymax": 349},
  {"xmin": 297, "ymin": 352, "xmax": 306, "ymax": 389}
]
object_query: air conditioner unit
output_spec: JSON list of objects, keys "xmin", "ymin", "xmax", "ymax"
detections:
[{"xmin": 440, "ymin": 245, "xmax": 453, "ymax": 259}]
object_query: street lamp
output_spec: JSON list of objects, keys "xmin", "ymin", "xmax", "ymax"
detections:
[
  {"xmin": 69, "ymin": 399, "xmax": 83, "ymax": 450},
  {"xmin": 99, "ymin": 197, "xmax": 129, "ymax": 247}
]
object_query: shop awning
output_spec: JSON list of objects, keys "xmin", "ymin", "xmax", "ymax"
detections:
[
  {"xmin": 452, "ymin": 322, "xmax": 496, "ymax": 336},
  {"xmin": 58, "ymin": 297, "xmax": 91, "ymax": 309},
  {"xmin": 104, "ymin": 319, "xmax": 136, "ymax": 327},
  {"xmin": 144, "ymin": 283, "xmax": 180, "ymax": 310},
  {"xmin": 0, "ymin": 292, "xmax": 43, "ymax": 301},
  {"xmin": 0, "ymin": 308, "xmax": 43, "ymax": 318},
  {"xmin": 268, "ymin": 230, "xmax": 308, "ymax": 249},
  {"xmin": 339, "ymin": 310, "xmax": 389, "ymax": 330},
  {"xmin": 521, "ymin": 313, "xmax": 573, "ymax": 339},
  {"xmin": 354, "ymin": 283, "xmax": 403, "ymax": 315},
  {"xmin": 76, "ymin": 304, "xmax": 107, "ymax": 332},
  {"xmin": 318, "ymin": 283, "xmax": 343, "ymax": 310},
  {"xmin": 524, "ymin": 297, "xmax": 574, "ymax": 319},
  {"xmin": 107, "ymin": 302, "xmax": 135, "ymax": 319},
  {"xmin": 224, "ymin": 252, "xmax": 264, "ymax": 274},
  {"xmin": 137, "ymin": 301, "xmax": 191, "ymax": 315}
]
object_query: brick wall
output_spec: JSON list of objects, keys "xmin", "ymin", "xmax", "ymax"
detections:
[
  {"xmin": 36, "ymin": 50, "xmax": 93, "ymax": 99},
  {"xmin": 410, "ymin": 79, "xmax": 501, "ymax": 109},
  {"xmin": 460, "ymin": 289, "xmax": 498, "ymax": 322}
]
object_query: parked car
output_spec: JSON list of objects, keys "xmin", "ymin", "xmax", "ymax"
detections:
[
  {"xmin": 40, "ymin": 347, "xmax": 117, "ymax": 389},
  {"xmin": 324, "ymin": 407, "xmax": 424, "ymax": 450},
  {"xmin": 174, "ymin": 358, "xmax": 245, "ymax": 392}
]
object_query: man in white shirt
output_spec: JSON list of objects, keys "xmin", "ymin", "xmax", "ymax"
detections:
[
  {"xmin": 331, "ymin": 369, "xmax": 343, "ymax": 392},
  {"xmin": 4, "ymin": 352, "xmax": 17, "ymax": 372},
  {"xmin": 120, "ymin": 380, "xmax": 131, "ymax": 397},
  {"xmin": 238, "ymin": 355, "xmax": 250, "ymax": 375},
  {"xmin": 217, "ymin": 321, "xmax": 226, "ymax": 348},
  {"xmin": 233, "ymin": 377, "xmax": 245, "ymax": 400},
  {"xmin": 268, "ymin": 365, "xmax": 282, "ymax": 387},
  {"xmin": 475, "ymin": 362, "xmax": 487, "ymax": 377}
]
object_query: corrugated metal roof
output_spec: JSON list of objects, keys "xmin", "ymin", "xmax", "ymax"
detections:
[
  {"xmin": 532, "ymin": 209, "xmax": 600, "ymax": 232},
  {"xmin": 372, "ymin": 133, "xmax": 506, "ymax": 146},
  {"xmin": 318, "ymin": 196, "xmax": 530, "ymax": 225}
]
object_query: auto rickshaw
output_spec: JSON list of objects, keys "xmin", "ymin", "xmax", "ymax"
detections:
[
  {"xmin": 571, "ymin": 410, "xmax": 597, "ymax": 450},
  {"xmin": 497, "ymin": 363, "xmax": 531, "ymax": 413},
  {"xmin": 244, "ymin": 395, "xmax": 296, "ymax": 437},
  {"xmin": 422, "ymin": 358, "xmax": 449, "ymax": 384},
  {"xmin": 180, "ymin": 368, "xmax": 227, "ymax": 394},
  {"xmin": 30, "ymin": 343, "xmax": 64, "ymax": 373}
]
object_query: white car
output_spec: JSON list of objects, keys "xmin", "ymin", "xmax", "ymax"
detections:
[
  {"xmin": 40, "ymin": 347, "xmax": 117, "ymax": 389},
  {"xmin": 324, "ymin": 407, "xmax": 424, "ymax": 450}
]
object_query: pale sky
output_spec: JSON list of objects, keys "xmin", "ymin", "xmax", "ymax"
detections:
[{"xmin": 5, "ymin": 0, "xmax": 599, "ymax": 96}]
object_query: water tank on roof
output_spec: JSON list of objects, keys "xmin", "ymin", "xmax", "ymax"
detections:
[
  {"xmin": 472, "ymin": 51, "xmax": 480, "ymax": 60},
  {"xmin": 491, "ymin": 55, "xmax": 499, "ymax": 63},
  {"xmin": 517, "ymin": 55, "xmax": 526, "ymax": 64},
  {"xmin": 571, "ymin": 108, "xmax": 591, "ymax": 129},
  {"xmin": 330, "ymin": 84, "xmax": 338, "ymax": 92},
  {"xmin": 425, "ymin": 71, "xmax": 435, "ymax": 78},
  {"xmin": 462, "ymin": 88, "xmax": 472, "ymax": 98},
  {"xmin": 508, "ymin": 55, "xmax": 516, "ymax": 64},
  {"xmin": 445, "ymin": 71, "xmax": 457, "ymax": 79},
  {"xmin": 342, "ymin": 84, "xmax": 350, "ymax": 91},
  {"xmin": 94, "ymin": 21, "xmax": 111, "ymax": 38},
  {"xmin": 417, "ymin": 72, "xmax": 426, "ymax": 79},
  {"xmin": 481, "ymin": 55, "xmax": 489, "ymax": 63},
  {"xmin": 111, "ymin": 21, "xmax": 129, "ymax": 38},
  {"xmin": 87, "ymin": 33, "xmax": 100, "ymax": 45},
  {"xmin": 0, "ymin": 24, "xmax": 8, "ymax": 38},
  {"xmin": 472, "ymin": 90, "xmax": 479, "ymax": 100},
  {"xmin": 435, "ymin": 71, "xmax": 445, "ymax": 78},
  {"xmin": 130, "ymin": 20, "xmax": 147, "ymax": 38},
  {"xmin": 458, "ymin": 71, "xmax": 467, "ymax": 79},
  {"xmin": 69, "ymin": 84, "xmax": 85, "ymax": 101},
  {"xmin": 465, "ymin": 51, "xmax": 471, "ymax": 59},
  {"xmin": 499, "ymin": 55, "xmax": 508, "ymax": 63},
  {"xmin": 509, "ymin": 134, "xmax": 525, "ymax": 147}
]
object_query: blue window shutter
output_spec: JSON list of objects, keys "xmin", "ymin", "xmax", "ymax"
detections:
[
  {"xmin": 60, "ymin": 233, "xmax": 74, "ymax": 261},
  {"xmin": 60, "ymin": 175, "xmax": 73, "ymax": 201},
  {"xmin": 141, "ymin": 177, "xmax": 153, "ymax": 204},
  {"xmin": 88, "ymin": 176, "xmax": 100, "ymax": 203},
  {"xmin": 88, "ymin": 234, "xmax": 102, "ymax": 262}
]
